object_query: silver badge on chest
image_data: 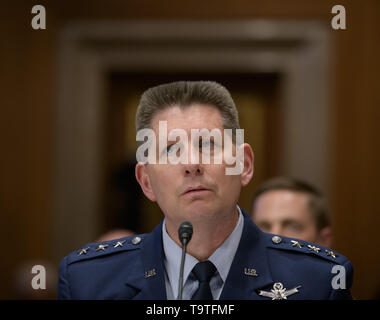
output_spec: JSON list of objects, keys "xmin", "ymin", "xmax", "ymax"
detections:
[{"xmin": 259, "ymin": 282, "xmax": 301, "ymax": 300}]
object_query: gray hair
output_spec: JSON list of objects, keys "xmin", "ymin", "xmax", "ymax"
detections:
[{"xmin": 135, "ymin": 81, "xmax": 240, "ymax": 135}]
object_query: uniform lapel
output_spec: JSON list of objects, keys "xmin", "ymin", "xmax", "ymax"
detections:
[
  {"xmin": 124, "ymin": 222, "xmax": 167, "ymax": 300},
  {"xmin": 220, "ymin": 209, "xmax": 274, "ymax": 300}
]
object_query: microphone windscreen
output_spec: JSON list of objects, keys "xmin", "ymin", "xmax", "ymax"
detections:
[{"xmin": 178, "ymin": 221, "xmax": 193, "ymax": 245}]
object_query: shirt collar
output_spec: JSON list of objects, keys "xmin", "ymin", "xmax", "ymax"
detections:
[
  {"xmin": 208, "ymin": 206, "xmax": 244, "ymax": 282},
  {"xmin": 162, "ymin": 206, "xmax": 244, "ymax": 298}
]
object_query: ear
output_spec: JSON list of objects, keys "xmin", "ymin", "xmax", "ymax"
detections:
[
  {"xmin": 135, "ymin": 163, "xmax": 157, "ymax": 202},
  {"xmin": 240, "ymin": 143, "xmax": 254, "ymax": 187},
  {"xmin": 317, "ymin": 226, "xmax": 333, "ymax": 248}
]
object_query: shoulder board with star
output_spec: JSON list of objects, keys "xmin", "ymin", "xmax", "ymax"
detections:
[
  {"xmin": 265, "ymin": 233, "xmax": 349, "ymax": 264},
  {"xmin": 66, "ymin": 234, "xmax": 147, "ymax": 265}
]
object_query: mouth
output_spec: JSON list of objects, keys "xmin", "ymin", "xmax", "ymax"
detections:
[{"xmin": 182, "ymin": 186, "xmax": 211, "ymax": 196}]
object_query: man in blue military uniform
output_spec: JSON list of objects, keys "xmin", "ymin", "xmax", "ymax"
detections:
[{"xmin": 58, "ymin": 81, "xmax": 353, "ymax": 300}]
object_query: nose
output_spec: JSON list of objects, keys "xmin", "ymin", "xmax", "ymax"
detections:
[
  {"xmin": 182, "ymin": 141, "xmax": 204, "ymax": 176},
  {"xmin": 184, "ymin": 163, "xmax": 203, "ymax": 176}
]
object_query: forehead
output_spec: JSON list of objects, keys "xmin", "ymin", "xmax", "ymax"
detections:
[
  {"xmin": 150, "ymin": 104, "xmax": 223, "ymax": 131},
  {"xmin": 254, "ymin": 190, "xmax": 311, "ymax": 216}
]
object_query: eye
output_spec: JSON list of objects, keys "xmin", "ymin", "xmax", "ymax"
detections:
[
  {"xmin": 258, "ymin": 222, "xmax": 271, "ymax": 232},
  {"xmin": 200, "ymin": 140, "xmax": 213, "ymax": 150},
  {"xmin": 202, "ymin": 140, "xmax": 211, "ymax": 147},
  {"xmin": 284, "ymin": 221, "xmax": 303, "ymax": 232},
  {"xmin": 166, "ymin": 144, "xmax": 176, "ymax": 153}
]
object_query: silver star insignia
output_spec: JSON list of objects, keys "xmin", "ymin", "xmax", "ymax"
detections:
[
  {"xmin": 307, "ymin": 245, "xmax": 321, "ymax": 253},
  {"xmin": 95, "ymin": 244, "xmax": 109, "ymax": 251},
  {"xmin": 259, "ymin": 282, "xmax": 301, "ymax": 300},
  {"xmin": 113, "ymin": 240, "xmax": 126, "ymax": 248},
  {"xmin": 325, "ymin": 250, "xmax": 338, "ymax": 258},
  {"xmin": 78, "ymin": 247, "xmax": 90, "ymax": 256},
  {"xmin": 291, "ymin": 240, "xmax": 303, "ymax": 248}
]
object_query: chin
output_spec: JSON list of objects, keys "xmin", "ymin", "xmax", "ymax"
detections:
[{"xmin": 181, "ymin": 204, "xmax": 220, "ymax": 222}]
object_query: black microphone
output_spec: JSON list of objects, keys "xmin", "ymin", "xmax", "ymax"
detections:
[{"xmin": 177, "ymin": 221, "xmax": 193, "ymax": 300}]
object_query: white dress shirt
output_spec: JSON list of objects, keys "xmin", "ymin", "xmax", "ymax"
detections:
[{"xmin": 162, "ymin": 206, "xmax": 244, "ymax": 300}]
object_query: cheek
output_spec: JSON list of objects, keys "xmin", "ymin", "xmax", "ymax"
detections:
[
  {"xmin": 149, "ymin": 166, "xmax": 178, "ymax": 201},
  {"xmin": 215, "ymin": 167, "xmax": 241, "ymax": 195}
]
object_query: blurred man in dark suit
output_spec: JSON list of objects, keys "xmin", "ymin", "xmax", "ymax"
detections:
[{"xmin": 250, "ymin": 176, "xmax": 332, "ymax": 248}]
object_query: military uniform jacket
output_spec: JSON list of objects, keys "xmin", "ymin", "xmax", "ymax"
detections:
[{"xmin": 58, "ymin": 209, "xmax": 353, "ymax": 299}]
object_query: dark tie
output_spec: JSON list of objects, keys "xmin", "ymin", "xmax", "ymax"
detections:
[{"xmin": 191, "ymin": 261, "xmax": 216, "ymax": 300}]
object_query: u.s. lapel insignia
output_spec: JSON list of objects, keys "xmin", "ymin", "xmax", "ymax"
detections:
[
  {"xmin": 144, "ymin": 269, "xmax": 156, "ymax": 278},
  {"xmin": 244, "ymin": 267, "xmax": 258, "ymax": 277},
  {"xmin": 259, "ymin": 282, "xmax": 301, "ymax": 300}
]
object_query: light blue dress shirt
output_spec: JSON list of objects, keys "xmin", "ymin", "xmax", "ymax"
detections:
[{"xmin": 162, "ymin": 206, "xmax": 244, "ymax": 300}]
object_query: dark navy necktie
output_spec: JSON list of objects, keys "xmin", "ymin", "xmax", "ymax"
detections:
[{"xmin": 191, "ymin": 261, "xmax": 217, "ymax": 300}]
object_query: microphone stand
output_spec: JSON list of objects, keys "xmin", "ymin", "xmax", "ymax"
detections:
[
  {"xmin": 177, "ymin": 221, "xmax": 193, "ymax": 300},
  {"xmin": 177, "ymin": 238, "xmax": 188, "ymax": 300}
]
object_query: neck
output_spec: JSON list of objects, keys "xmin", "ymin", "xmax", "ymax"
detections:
[{"xmin": 166, "ymin": 207, "xmax": 239, "ymax": 261}]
